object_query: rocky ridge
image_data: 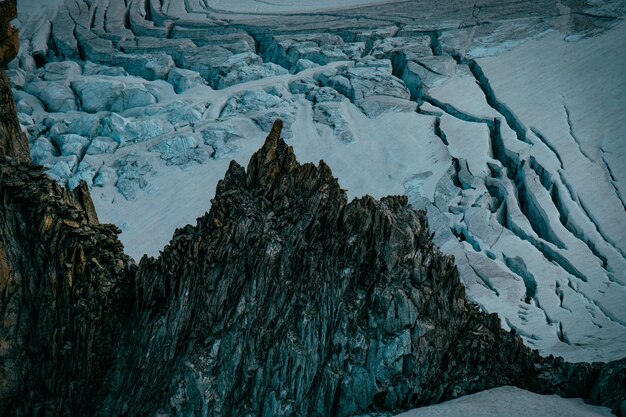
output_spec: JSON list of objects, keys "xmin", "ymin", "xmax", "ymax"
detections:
[
  {"xmin": 9, "ymin": 0, "xmax": 626, "ymax": 364},
  {"xmin": 0, "ymin": 103, "xmax": 625, "ymax": 415}
]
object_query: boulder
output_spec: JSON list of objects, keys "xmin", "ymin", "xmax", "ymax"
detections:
[
  {"xmin": 264, "ymin": 33, "xmax": 351, "ymax": 71},
  {"xmin": 313, "ymin": 101, "xmax": 355, "ymax": 143},
  {"xmin": 293, "ymin": 58, "xmax": 320, "ymax": 73},
  {"xmin": 115, "ymin": 153, "xmax": 154, "ymax": 200},
  {"xmin": 164, "ymin": 102, "xmax": 204, "ymax": 129},
  {"xmin": 99, "ymin": 113, "xmax": 173, "ymax": 144},
  {"xmin": 30, "ymin": 136, "xmax": 59, "ymax": 164},
  {"xmin": 370, "ymin": 35, "xmax": 433, "ymax": 61},
  {"xmin": 288, "ymin": 77, "xmax": 318, "ymax": 95},
  {"xmin": 202, "ymin": 126, "xmax": 241, "ymax": 160},
  {"xmin": 68, "ymin": 163, "xmax": 97, "ymax": 189},
  {"xmin": 52, "ymin": 134, "xmax": 90, "ymax": 157},
  {"xmin": 220, "ymin": 89, "xmax": 289, "ymax": 118},
  {"xmin": 82, "ymin": 61, "xmax": 129, "ymax": 77},
  {"xmin": 252, "ymin": 110, "xmax": 296, "ymax": 139},
  {"xmin": 218, "ymin": 62, "xmax": 288, "ymax": 88},
  {"xmin": 86, "ymin": 136, "xmax": 119, "ymax": 155},
  {"xmin": 6, "ymin": 68, "xmax": 28, "ymax": 88},
  {"xmin": 174, "ymin": 45, "xmax": 233, "ymax": 85},
  {"xmin": 45, "ymin": 155, "xmax": 79, "ymax": 184},
  {"xmin": 306, "ymin": 86, "xmax": 344, "ymax": 103},
  {"xmin": 144, "ymin": 80, "xmax": 177, "ymax": 102},
  {"xmin": 93, "ymin": 166, "xmax": 117, "ymax": 187},
  {"xmin": 66, "ymin": 113, "xmax": 101, "ymax": 137},
  {"xmin": 347, "ymin": 66, "xmax": 410, "ymax": 101},
  {"xmin": 12, "ymin": 90, "xmax": 45, "ymax": 115},
  {"xmin": 356, "ymin": 95, "xmax": 417, "ymax": 117}
]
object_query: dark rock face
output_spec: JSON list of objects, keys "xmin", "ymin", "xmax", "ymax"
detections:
[
  {"xmin": 0, "ymin": 0, "xmax": 18, "ymax": 68},
  {"xmin": 0, "ymin": 71, "xmax": 29, "ymax": 162},
  {"xmin": 0, "ymin": 0, "xmax": 28, "ymax": 162},
  {"xmin": 0, "ymin": 88, "xmax": 624, "ymax": 415},
  {"xmin": 0, "ymin": 79, "xmax": 134, "ymax": 416}
]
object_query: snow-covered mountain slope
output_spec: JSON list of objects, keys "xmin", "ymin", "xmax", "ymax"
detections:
[
  {"xmin": 9, "ymin": 0, "xmax": 626, "ymax": 364},
  {"xmin": 393, "ymin": 386, "xmax": 614, "ymax": 417}
]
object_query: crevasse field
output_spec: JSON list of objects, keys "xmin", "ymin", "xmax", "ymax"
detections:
[{"xmin": 9, "ymin": 0, "xmax": 626, "ymax": 414}]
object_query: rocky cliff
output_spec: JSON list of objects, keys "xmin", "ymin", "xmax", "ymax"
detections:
[
  {"xmin": 0, "ymin": 0, "xmax": 18, "ymax": 68},
  {"xmin": 0, "ymin": 65, "xmax": 135, "ymax": 417},
  {"xmin": 0, "ymin": 0, "xmax": 26, "ymax": 163}
]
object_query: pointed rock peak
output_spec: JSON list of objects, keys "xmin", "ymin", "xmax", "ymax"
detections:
[
  {"xmin": 210, "ymin": 118, "xmax": 347, "ymax": 230},
  {"xmin": 265, "ymin": 118, "xmax": 283, "ymax": 149},
  {"xmin": 240, "ymin": 118, "xmax": 343, "ymax": 200},
  {"xmin": 246, "ymin": 118, "xmax": 296, "ymax": 185}
]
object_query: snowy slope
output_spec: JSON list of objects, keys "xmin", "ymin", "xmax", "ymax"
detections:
[
  {"xmin": 9, "ymin": 0, "xmax": 626, "ymax": 368},
  {"xmin": 394, "ymin": 386, "xmax": 613, "ymax": 417}
]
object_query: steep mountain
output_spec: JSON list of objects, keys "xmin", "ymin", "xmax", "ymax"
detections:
[
  {"xmin": 1, "ymin": 102, "xmax": 624, "ymax": 415},
  {"xmin": 9, "ymin": 0, "xmax": 626, "ymax": 364}
]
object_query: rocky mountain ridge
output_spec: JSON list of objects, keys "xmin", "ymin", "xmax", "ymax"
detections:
[
  {"xmin": 0, "ymin": 1, "xmax": 625, "ymax": 414},
  {"xmin": 10, "ymin": 0, "xmax": 626, "ymax": 364},
  {"xmin": 1, "ymin": 103, "xmax": 625, "ymax": 415}
]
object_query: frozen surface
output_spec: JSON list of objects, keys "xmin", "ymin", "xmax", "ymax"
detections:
[
  {"xmin": 10, "ymin": 0, "xmax": 626, "ymax": 363},
  {"xmin": 204, "ymin": 0, "xmax": 406, "ymax": 13},
  {"xmin": 393, "ymin": 386, "xmax": 613, "ymax": 417}
]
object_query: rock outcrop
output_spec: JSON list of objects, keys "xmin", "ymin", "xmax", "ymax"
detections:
[
  {"xmin": 0, "ymin": 79, "xmax": 135, "ymax": 417},
  {"xmin": 0, "ymin": 0, "xmax": 28, "ymax": 164},
  {"xmin": 0, "ymin": 0, "xmax": 18, "ymax": 68},
  {"xmin": 0, "ymin": 108, "xmax": 624, "ymax": 416}
]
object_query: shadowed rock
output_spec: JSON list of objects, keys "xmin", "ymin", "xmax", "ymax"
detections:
[{"xmin": 0, "ymin": 1, "xmax": 18, "ymax": 68}]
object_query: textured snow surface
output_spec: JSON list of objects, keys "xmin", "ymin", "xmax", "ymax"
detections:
[
  {"xmin": 205, "ymin": 0, "xmax": 406, "ymax": 13},
  {"xmin": 10, "ymin": 0, "xmax": 626, "ymax": 364},
  {"xmin": 393, "ymin": 386, "xmax": 613, "ymax": 417}
]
